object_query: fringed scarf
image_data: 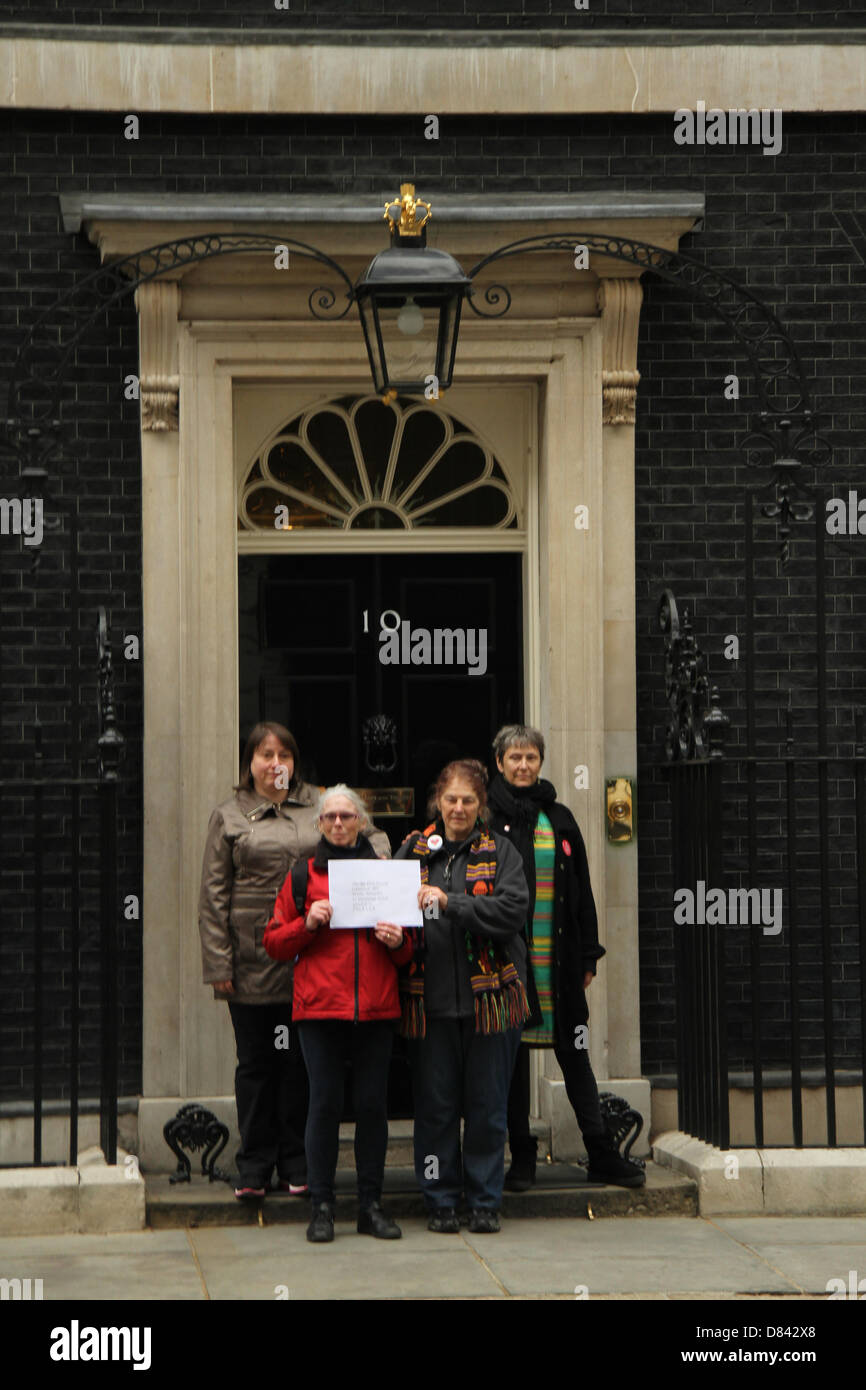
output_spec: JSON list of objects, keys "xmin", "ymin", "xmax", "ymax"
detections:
[
  {"xmin": 399, "ymin": 822, "xmax": 531, "ymax": 1039},
  {"xmin": 487, "ymin": 774, "xmax": 558, "ymax": 942}
]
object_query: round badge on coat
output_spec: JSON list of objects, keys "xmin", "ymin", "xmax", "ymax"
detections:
[{"xmin": 427, "ymin": 833, "xmax": 443, "ymax": 852}]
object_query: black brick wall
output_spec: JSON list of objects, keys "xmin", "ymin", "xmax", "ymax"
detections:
[
  {"xmin": 1, "ymin": 1, "xmax": 865, "ymax": 30},
  {"xmin": 1, "ymin": 107, "xmax": 864, "ymax": 1097}
]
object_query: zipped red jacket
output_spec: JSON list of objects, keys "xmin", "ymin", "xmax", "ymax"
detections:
[{"xmin": 264, "ymin": 858, "xmax": 415, "ymax": 1022}]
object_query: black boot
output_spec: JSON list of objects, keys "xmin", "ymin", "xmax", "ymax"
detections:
[
  {"xmin": 357, "ymin": 1201, "xmax": 402, "ymax": 1239},
  {"xmin": 306, "ymin": 1202, "xmax": 335, "ymax": 1242},
  {"xmin": 583, "ymin": 1131, "xmax": 646, "ymax": 1188},
  {"xmin": 504, "ymin": 1135, "xmax": 538, "ymax": 1192}
]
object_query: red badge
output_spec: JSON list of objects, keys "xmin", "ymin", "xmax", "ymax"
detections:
[
  {"xmin": 562, "ymin": 838, "xmax": 572, "ymax": 857},
  {"xmin": 472, "ymin": 882, "xmax": 489, "ymax": 896}
]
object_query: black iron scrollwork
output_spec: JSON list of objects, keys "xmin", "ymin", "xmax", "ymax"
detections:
[
  {"xmin": 658, "ymin": 589, "xmax": 729, "ymax": 762},
  {"xmin": 0, "ymin": 228, "xmax": 827, "ymax": 571},
  {"xmin": 466, "ymin": 232, "xmax": 812, "ymax": 420},
  {"xmin": 741, "ymin": 411, "xmax": 832, "ymax": 565},
  {"xmin": 163, "ymin": 1102, "xmax": 232, "ymax": 1184},
  {"xmin": 598, "ymin": 1092, "xmax": 646, "ymax": 1167},
  {"xmin": 4, "ymin": 233, "xmax": 355, "ymax": 434}
]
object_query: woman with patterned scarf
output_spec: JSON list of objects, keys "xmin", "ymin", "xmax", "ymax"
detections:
[
  {"xmin": 487, "ymin": 724, "xmax": 645, "ymax": 1191},
  {"xmin": 393, "ymin": 759, "xmax": 530, "ymax": 1233}
]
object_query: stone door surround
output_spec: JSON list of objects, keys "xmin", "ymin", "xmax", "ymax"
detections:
[{"xmin": 63, "ymin": 191, "xmax": 701, "ymax": 1161}]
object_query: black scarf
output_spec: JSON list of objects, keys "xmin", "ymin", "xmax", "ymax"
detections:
[
  {"xmin": 312, "ymin": 833, "xmax": 379, "ymax": 870},
  {"xmin": 487, "ymin": 774, "xmax": 557, "ymax": 941}
]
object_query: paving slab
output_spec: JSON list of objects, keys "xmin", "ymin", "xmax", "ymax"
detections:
[
  {"xmin": 711, "ymin": 1216, "xmax": 866, "ymax": 1295},
  {"xmin": 714, "ymin": 1216, "xmax": 866, "ymax": 1245},
  {"xmin": 0, "ymin": 1230, "xmax": 204, "ymax": 1301},
  {"xmin": 0, "ymin": 1216, "xmax": 852, "ymax": 1300},
  {"xmin": 461, "ymin": 1217, "xmax": 799, "ymax": 1297},
  {"xmin": 189, "ymin": 1221, "xmax": 503, "ymax": 1300}
]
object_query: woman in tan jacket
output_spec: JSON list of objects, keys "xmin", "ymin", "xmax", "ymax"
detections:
[{"xmin": 198, "ymin": 721, "xmax": 322, "ymax": 1200}]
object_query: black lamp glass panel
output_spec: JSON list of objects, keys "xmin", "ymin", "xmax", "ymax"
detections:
[
  {"xmin": 373, "ymin": 299, "xmax": 441, "ymax": 391},
  {"xmin": 357, "ymin": 295, "xmax": 387, "ymax": 393},
  {"xmin": 436, "ymin": 295, "xmax": 462, "ymax": 387},
  {"xmin": 357, "ymin": 292, "xmax": 463, "ymax": 394}
]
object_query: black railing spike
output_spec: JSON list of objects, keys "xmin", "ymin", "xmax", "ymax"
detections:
[{"xmin": 785, "ymin": 696, "xmax": 795, "ymax": 755}]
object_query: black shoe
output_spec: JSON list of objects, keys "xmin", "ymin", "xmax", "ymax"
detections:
[
  {"xmin": 357, "ymin": 1201, "xmax": 402, "ymax": 1239},
  {"xmin": 427, "ymin": 1207, "xmax": 460, "ymax": 1233},
  {"xmin": 504, "ymin": 1135, "xmax": 538, "ymax": 1192},
  {"xmin": 306, "ymin": 1202, "xmax": 335, "ymax": 1242},
  {"xmin": 584, "ymin": 1133, "xmax": 646, "ymax": 1188},
  {"xmin": 469, "ymin": 1209, "xmax": 501, "ymax": 1233}
]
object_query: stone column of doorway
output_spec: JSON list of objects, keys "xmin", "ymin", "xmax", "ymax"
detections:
[
  {"xmin": 136, "ymin": 281, "xmax": 186, "ymax": 1155},
  {"xmin": 137, "ymin": 296, "xmax": 240, "ymax": 1172},
  {"xmin": 537, "ymin": 289, "xmax": 651, "ymax": 1160},
  {"xmin": 535, "ymin": 323, "xmax": 608, "ymax": 1156}
]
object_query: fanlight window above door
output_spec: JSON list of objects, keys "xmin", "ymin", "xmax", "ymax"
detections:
[{"xmin": 238, "ymin": 394, "xmax": 518, "ymax": 531}]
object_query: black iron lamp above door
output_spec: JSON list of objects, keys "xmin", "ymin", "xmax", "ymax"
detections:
[{"xmin": 354, "ymin": 185, "xmax": 471, "ymax": 401}]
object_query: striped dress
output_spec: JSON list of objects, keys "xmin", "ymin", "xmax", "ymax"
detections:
[{"xmin": 521, "ymin": 811, "xmax": 555, "ymax": 1046}]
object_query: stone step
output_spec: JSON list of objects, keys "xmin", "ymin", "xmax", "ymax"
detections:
[
  {"xmin": 145, "ymin": 1161, "xmax": 696, "ymax": 1227},
  {"xmin": 334, "ymin": 1117, "xmax": 549, "ymax": 1168}
]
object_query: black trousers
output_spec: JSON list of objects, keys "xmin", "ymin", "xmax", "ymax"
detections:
[
  {"xmin": 507, "ymin": 1038, "xmax": 606, "ymax": 1145},
  {"xmin": 227, "ymin": 1002, "xmax": 309, "ymax": 1188},
  {"xmin": 297, "ymin": 1019, "xmax": 396, "ymax": 1207}
]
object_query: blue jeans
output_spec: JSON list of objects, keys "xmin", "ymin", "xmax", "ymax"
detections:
[{"xmin": 408, "ymin": 1017, "xmax": 522, "ymax": 1212}]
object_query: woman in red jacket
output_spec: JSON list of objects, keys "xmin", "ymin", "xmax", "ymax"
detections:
[{"xmin": 265, "ymin": 783, "xmax": 412, "ymax": 1244}]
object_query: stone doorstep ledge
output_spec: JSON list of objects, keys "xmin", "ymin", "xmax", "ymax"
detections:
[
  {"xmin": 0, "ymin": 1148, "xmax": 145, "ymax": 1236},
  {"xmin": 653, "ymin": 1131, "xmax": 866, "ymax": 1216}
]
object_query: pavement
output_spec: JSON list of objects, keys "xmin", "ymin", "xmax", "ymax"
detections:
[{"xmin": 3, "ymin": 1214, "xmax": 865, "ymax": 1300}]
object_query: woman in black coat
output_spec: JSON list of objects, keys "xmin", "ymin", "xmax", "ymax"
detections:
[{"xmin": 487, "ymin": 724, "xmax": 644, "ymax": 1190}]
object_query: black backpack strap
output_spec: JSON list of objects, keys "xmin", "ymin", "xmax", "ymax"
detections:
[{"xmin": 290, "ymin": 860, "xmax": 309, "ymax": 920}]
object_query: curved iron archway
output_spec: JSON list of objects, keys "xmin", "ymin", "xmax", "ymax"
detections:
[{"xmin": 1, "ymin": 228, "xmax": 822, "ymax": 442}]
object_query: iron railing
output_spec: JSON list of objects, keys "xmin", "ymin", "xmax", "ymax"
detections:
[
  {"xmin": 660, "ymin": 589, "xmax": 866, "ymax": 1148},
  {"xmin": 0, "ymin": 607, "xmax": 123, "ymax": 1165}
]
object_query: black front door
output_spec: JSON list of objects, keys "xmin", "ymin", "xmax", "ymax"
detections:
[{"xmin": 238, "ymin": 550, "xmax": 524, "ymax": 1114}]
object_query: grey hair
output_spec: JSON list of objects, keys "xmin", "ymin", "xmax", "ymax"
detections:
[
  {"xmin": 491, "ymin": 724, "xmax": 546, "ymax": 764},
  {"xmin": 316, "ymin": 783, "xmax": 373, "ymax": 834}
]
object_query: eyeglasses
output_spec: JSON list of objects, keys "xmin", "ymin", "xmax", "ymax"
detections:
[{"xmin": 320, "ymin": 812, "xmax": 358, "ymax": 824}]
